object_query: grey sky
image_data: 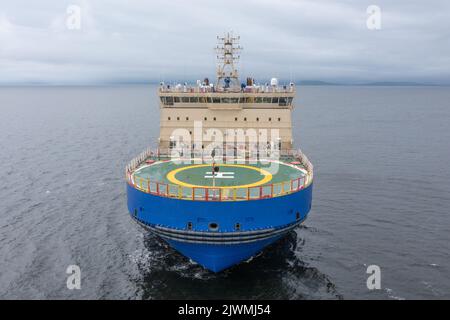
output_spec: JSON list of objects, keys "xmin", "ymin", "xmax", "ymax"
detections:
[{"xmin": 1, "ymin": 0, "xmax": 449, "ymax": 84}]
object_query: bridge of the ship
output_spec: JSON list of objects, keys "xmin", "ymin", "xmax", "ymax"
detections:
[{"xmin": 127, "ymin": 152, "xmax": 312, "ymax": 201}]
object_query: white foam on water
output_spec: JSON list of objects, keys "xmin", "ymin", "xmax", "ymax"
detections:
[{"xmin": 385, "ymin": 288, "xmax": 405, "ymax": 300}]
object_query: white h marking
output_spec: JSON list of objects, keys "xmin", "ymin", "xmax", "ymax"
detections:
[{"xmin": 204, "ymin": 171, "xmax": 235, "ymax": 179}]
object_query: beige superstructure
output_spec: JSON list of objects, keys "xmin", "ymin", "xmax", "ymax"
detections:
[{"xmin": 157, "ymin": 33, "xmax": 296, "ymax": 152}]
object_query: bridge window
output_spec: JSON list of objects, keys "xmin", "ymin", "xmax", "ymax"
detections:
[
  {"xmin": 255, "ymin": 97, "xmax": 263, "ymax": 103},
  {"xmin": 213, "ymin": 97, "xmax": 220, "ymax": 103},
  {"xmin": 161, "ymin": 96, "xmax": 174, "ymax": 105},
  {"xmin": 279, "ymin": 97, "xmax": 287, "ymax": 106},
  {"xmin": 174, "ymin": 97, "xmax": 180, "ymax": 103},
  {"xmin": 272, "ymin": 97, "xmax": 279, "ymax": 104},
  {"xmin": 199, "ymin": 97, "xmax": 207, "ymax": 103},
  {"xmin": 189, "ymin": 97, "xmax": 199, "ymax": 103},
  {"xmin": 263, "ymin": 97, "xmax": 271, "ymax": 103},
  {"xmin": 207, "ymin": 97, "xmax": 212, "ymax": 103},
  {"xmin": 181, "ymin": 97, "xmax": 189, "ymax": 103},
  {"xmin": 287, "ymin": 97, "xmax": 293, "ymax": 105}
]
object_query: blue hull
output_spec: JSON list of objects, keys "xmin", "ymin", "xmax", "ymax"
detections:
[
  {"xmin": 166, "ymin": 236, "xmax": 282, "ymax": 272},
  {"xmin": 127, "ymin": 183, "xmax": 312, "ymax": 272}
]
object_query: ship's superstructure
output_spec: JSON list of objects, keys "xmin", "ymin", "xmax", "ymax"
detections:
[
  {"xmin": 158, "ymin": 32, "xmax": 295, "ymax": 152},
  {"xmin": 126, "ymin": 33, "xmax": 313, "ymax": 272}
]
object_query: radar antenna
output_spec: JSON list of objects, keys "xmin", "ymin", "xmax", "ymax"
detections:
[{"xmin": 215, "ymin": 32, "xmax": 242, "ymax": 88}]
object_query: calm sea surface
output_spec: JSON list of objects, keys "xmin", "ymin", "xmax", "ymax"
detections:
[{"xmin": 0, "ymin": 85, "xmax": 449, "ymax": 299}]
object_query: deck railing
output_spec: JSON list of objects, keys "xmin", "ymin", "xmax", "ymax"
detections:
[
  {"xmin": 158, "ymin": 85, "xmax": 295, "ymax": 94},
  {"xmin": 125, "ymin": 149, "xmax": 313, "ymax": 202}
]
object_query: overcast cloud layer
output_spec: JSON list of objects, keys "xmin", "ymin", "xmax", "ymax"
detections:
[{"xmin": 1, "ymin": 0, "xmax": 450, "ymax": 84}]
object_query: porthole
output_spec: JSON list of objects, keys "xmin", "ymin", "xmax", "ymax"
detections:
[
  {"xmin": 204, "ymin": 117, "xmax": 207, "ymax": 121},
  {"xmin": 235, "ymin": 223, "xmax": 241, "ymax": 231},
  {"xmin": 208, "ymin": 222, "xmax": 219, "ymax": 231},
  {"xmin": 296, "ymin": 212, "xmax": 300, "ymax": 220},
  {"xmin": 278, "ymin": 117, "xmax": 281, "ymax": 121},
  {"xmin": 187, "ymin": 222, "xmax": 193, "ymax": 230},
  {"xmin": 168, "ymin": 117, "xmax": 171, "ymax": 121},
  {"xmin": 134, "ymin": 209, "xmax": 138, "ymax": 217},
  {"xmin": 213, "ymin": 117, "xmax": 216, "ymax": 121},
  {"xmin": 235, "ymin": 117, "xmax": 238, "ymax": 121}
]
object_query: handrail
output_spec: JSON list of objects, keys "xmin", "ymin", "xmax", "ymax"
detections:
[
  {"xmin": 125, "ymin": 148, "xmax": 313, "ymax": 202},
  {"xmin": 158, "ymin": 85, "xmax": 295, "ymax": 94}
]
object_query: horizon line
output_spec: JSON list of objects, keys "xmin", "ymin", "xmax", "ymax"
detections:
[{"xmin": 0, "ymin": 79, "xmax": 448, "ymax": 87}]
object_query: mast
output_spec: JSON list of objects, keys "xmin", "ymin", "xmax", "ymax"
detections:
[{"xmin": 215, "ymin": 32, "xmax": 242, "ymax": 88}]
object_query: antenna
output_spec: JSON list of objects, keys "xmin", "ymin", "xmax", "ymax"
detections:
[{"xmin": 215, "ymin": 31, "xmax": 242, "ymax": 88}]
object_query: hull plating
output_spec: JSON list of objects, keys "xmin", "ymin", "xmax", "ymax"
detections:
[{"xmin": 127, "ymin": 183, "xmax": 312, "ymax": 272}]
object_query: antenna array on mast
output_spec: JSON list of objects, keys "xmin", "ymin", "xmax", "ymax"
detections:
[{"xmin": 215, "ymin": 32, "xmax": 242, "ymax": 88}]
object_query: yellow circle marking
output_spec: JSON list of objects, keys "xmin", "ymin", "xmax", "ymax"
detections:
[{"xmin": 166, "ymin": 164, "xmax": 273, "ymax": 189}]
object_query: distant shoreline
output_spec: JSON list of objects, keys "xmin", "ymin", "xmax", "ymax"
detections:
[{"xmin": 0, "ymin": 81, "xmax": 447, "ymax": 87}]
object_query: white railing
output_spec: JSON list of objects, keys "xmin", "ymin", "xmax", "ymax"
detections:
[
  {"xmin": 125, "ymin": 148, "xmax": 313, "ymax": 200},
  {"xmin": 158, "ymin": 84, "xmax": 295, "ymax": 94}
]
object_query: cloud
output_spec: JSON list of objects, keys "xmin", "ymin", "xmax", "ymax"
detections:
[{"xmin": 0, "ymin": 0, "xmax": 449, "ymax": 84}]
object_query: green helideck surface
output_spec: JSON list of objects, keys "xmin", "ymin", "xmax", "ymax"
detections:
[{"xmin": 133, "ymin": 159, "xmax": 304, "ymax": 188}]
